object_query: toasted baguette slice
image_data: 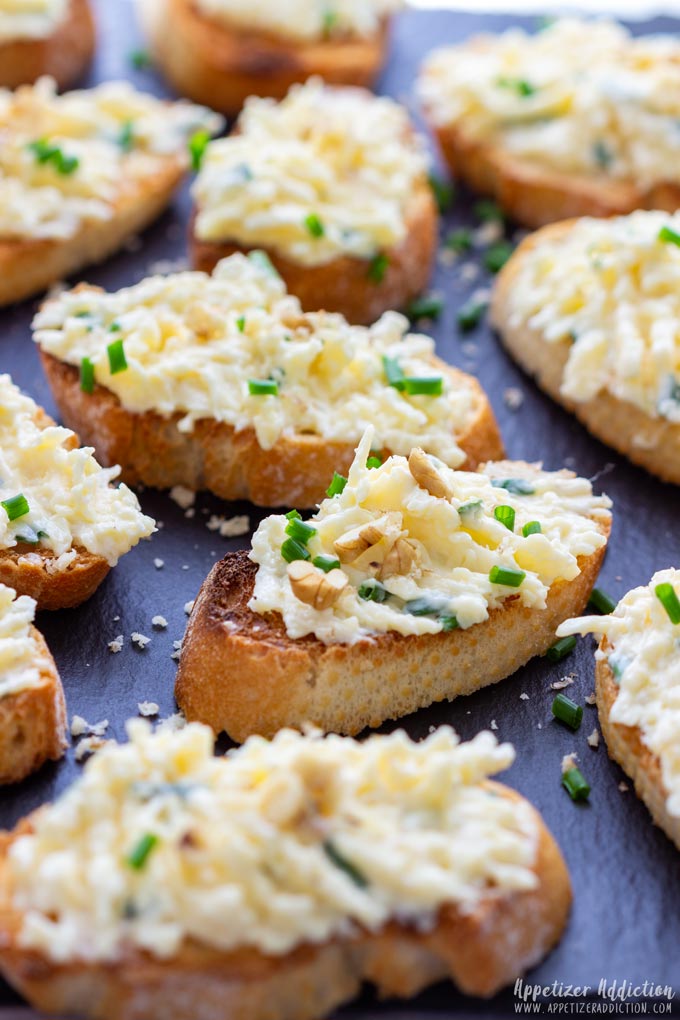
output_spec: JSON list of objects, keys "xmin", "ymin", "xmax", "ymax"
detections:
[
  {"xmin": 0, "ymin": 0, "xmax": 95, "ymax": 90},
  {"xmin": 491, "ymin": 220, "xmax": 680, "ymax": 485},
  {"xmin": 139, "ymin": 0, "xmax": 392, "ymax": 117},
  {"xmin": 39, "ymin": 350, "xmax": 503, "ymax": 508},
  {"xmin": 191, "ymin": 181, "xmax": 437, "ymax": 326},
  {"xmin": 0, "ymin": 628, "xmax": 67, "ymax": 786}
]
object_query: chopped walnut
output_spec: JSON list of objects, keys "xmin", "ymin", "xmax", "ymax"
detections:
[
  {"xmin": 288, "ymin": 561, "xmax": 348, "ymax": 611},
  {"xmin": 408, "ymin": 448, "xmax": 452, "ymax": 500}
]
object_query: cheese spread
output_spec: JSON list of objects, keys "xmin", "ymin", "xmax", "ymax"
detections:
[
  {"xmin": 0, "ymin": 584, "xmax": 44, "ymax": 700},
  {"xmin": 194, "ymin": 0, "xmax": 402, "ymax": 42},
  {"xmin": 0, "ymin": 0, "xmax": 67, "ymax": 43}
]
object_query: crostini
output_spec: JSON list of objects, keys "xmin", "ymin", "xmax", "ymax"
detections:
[
  {"xmin": 0, "ymin": 76, "xmax": 221, "ymax": 306},
  {"xmin": 176, "ymin": 427, "xmax": 612, "ymax": 741},
  {"xmin": 0, "ymin": 0, "xmax": 95, "ymax": 90},
  {"xmin": 33, "ymin": 253, "xmax": 503, "ymax": 508},
  {"xmin": 558, "ymin": 569, "xmax": 680, "ymax": 851},
  {"xmin": 137, "ymin": 0, "xmax": 403, "ymax": 116},
  {"xmin": 0, "ymin": 583, "xmax": 66, "ymax": 785},
  {"xmin": 418, "ymin": 18, "xmax": 680, "ymax": 228},
  {"xmin": 0, "ymin": 719, "xmax": 571, "ymax": 1016},
  {"xmin": 0, "ymin": 375, "xmax": 155, "ymax": 610},
  {"xmin": 491, "ymin": 210, "xmax": 680, "ymax": 485},
  {"xmin": 190, "ymin": 79, "xmax": 437, "ymax": 324}
]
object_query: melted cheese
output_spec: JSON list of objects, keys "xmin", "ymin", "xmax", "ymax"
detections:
[
  {"xmin": 7, "ymin": 719, "xmax": 538, "ymax": 962},
  {"xmin": 249, "ymin": 427, "xmax": 611, "ymax": 644},
  {"xmin": 419, "ymin": 18, "xmax": 680, "ymax": 187},
  {"xmin": 34, "ymin": 254, "xmax": 474, "ymax": 463},
  {"xmin": 558, "ymin": 569, "xmax": 680, "ymax": 817},
  {"xmin": 193, "ymin": 0, "xmax": 402, "ymax": 41},
  {"xmin": 503, "ymin": 210, "xmax": 680, "ymax": 421},
  {"xmin": 0, "ymin": 0, "xmax": 67, "ymax": 41},
  {"xmin": 193, "ymin": 79, "xmax": 428, "ymax": 266},
  {"xmin": 0, "ymin": 77, "xmax": 221, "ymax": 241},
  {"xmin": 0, "ymin": 375, "xmax": 155, "ymax": 565},
  {"xmin": 0, "ymin": 585, "xmax": 44, "ymax": 700}
]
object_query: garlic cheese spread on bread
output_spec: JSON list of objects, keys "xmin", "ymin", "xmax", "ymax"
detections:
[
  {"xmin": 419, "ymin": 18, "xmax": 680, "ymax": 189},
  {"xmin": 0, "ymin": 0, "xmax": 67, "ymax": 41},
  {"xmin": 0, "ymin": 76, "xmax": 220, "ymax": 242},
  {"xmin": 34, "ymin": 254, "xmax": 477, "ymax": 464},
  {"xmin": 0, "ymin": 375, "xmax": 154, "ymax": 567},
  {"xmin": 192, "ymin": 79, "xmax": 428, "ymax": 266},
  {"xmin": 0, "ymin": 584, "xmax": 45, "ymax": 700},
  {"xmin": 193, "ymin": 0, "xmax": 402, "ymax": 42},
  {"xmin": 6, "ymin": 719, "xmax": 538, "ymax": 962},
  {"xmin": 249, "ymin": 428, "xmax": 611, "ymax": 644}
]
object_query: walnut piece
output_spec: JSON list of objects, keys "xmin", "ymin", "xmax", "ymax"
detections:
[
  {"xmin": 408, "ymin": 448, "xmax": 452, "ymax": 500},
  {"xmin": 287, "ymin": 560, "xmax": 348, "ymax": 610},
  {"xmin": 378, "ymin": 537, "xmax": 419, "ymax": 579}
]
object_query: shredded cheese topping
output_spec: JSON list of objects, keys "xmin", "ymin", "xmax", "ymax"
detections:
[
  {"xmin": 249, "ymin": 427, "xmax": 611, "ymax": 644},
  {"xmin": 34, "ymin": 254, "xmax": 474, "ymax": 463},
  {"xmin": 0, "ymin": 375, "xmax": 155, "ymax": 566},
  {"xmin": 418, "ymin": 18, "xmax": 680, "ymax": 187},
  {"xmin": 558, "ymin": 569, "xmax": 680, "ymax": 818},
  {"xmin": 0, "ymin": 585, "xmax": 44, "ymax": 700},
  {"xmin": 0, "ymin": 0, "xmax": 67, "ymax": 41},
  {"xmin": 502, "ymin": 210, "xmax": 680, "ymax": 422},
  {"xmin": 8, "ymin": 720, "xmax": 539, "ymax": 962},
  {"xmin": 0, "ymin": 77, "xmax": 221, "ymax": 241},
  {"xmin": 193, "ymin": 0, "xmax": 402, "ymax": 41},
  {"xmin": 192, "ymin": 79, "xmax": 428, "ymax": 266}
]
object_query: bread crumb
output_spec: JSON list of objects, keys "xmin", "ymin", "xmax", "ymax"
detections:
[
  {"xmin": 182, "ymin": 564, "xmax": 190, "ymax": 570},
  {"xmin": 153, "ymin": 558, "xmax": 164, "ymax": 569},
  {"xmin": 206, "ymin": 514, "xmax": 250, "ymax": 537},
  {"xmin": 561, "ymin": 752, "xmax": 578, "ymax": 774},
  {"xmin": 184, "ymin": 508, "xmax": 196, "ymax": 519},
  {"xmin": 138, "ymin": 701, "xmax": 159, "ymax": 717},
  {"xmin": 585, "ymin": 692, "xmax": 597, "ymax": 706},
  {"xmin": 473, "ymin": 220, "xmax": 503, "ymax": 247},
  {"xmin": 152, "ymin": 615, "xmax": 168, "ymax": 629},
  {"xmin": 438, "ymin": 248, "xmax": 457, "ymax": 268},
  {"xmin": 537, "ymin": 722, "xmax": 542, "ymax": 729},
  {"xmin": 147, "ymin": 257, "xmax": 189, "ymax": 276},
  {"xmin": 169, "ymin": 485, "xmax": 195, "ymax": 510},
  {"xmin": 618, "ymin": 781, "xmax": 629, "ymax": 793},
  {"xmin": 158, "ymin": 711, "xmax": 186, "ymax": 733},
  {"xmin": 108, "ymin": 635, "xmax": 124, "ymax": 653},
  {"xmin": 490, "ymin": 719, "xmax": 498, "ymax": 731},
  {"xmin": 131, "ymin": 632, "xmax": 151, "ymax": 649},
  {"xmin": 519, "ymin": 692, "xmax": 529, "ymax": 700},
  {"xmin": 184, "ymin": 600, "xmax": 195, "ymax": 615},
  {"xmin": 71, "ymin": 716, "xmax": 108, "ymax": 738},
  {"xmin": 459, "ymin": 262, "xmax": 479, "ymax": 284},
  {"xmin": 503, "ymin": 387, "xmax": 524, "ymax": 411},
  {"xmin": 587, "ymin": 729, "xmax": 600, "ymax": 749},
  {"xmin": 551, "ymin": 673, "xmax": 575, "ymax": 691},
  {"xmin": 75, "ymin": 736, "xmax": 109, "ymax": 762},
  {"xmin": 113, "ymin": 615, "xmax": 120, "ymax": 622}
]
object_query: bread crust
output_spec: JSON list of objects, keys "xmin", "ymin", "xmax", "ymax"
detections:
[
  {"xmin": 0, "ymin": 0, "xmax": 95, "ymax": 90},
  {"xmin": 0, "ymin": 784, "xmax": 571, "ymax": 1015},
  {"xmin": 39, "ymin": 349, "xmax": 504, "ymax": 508},
  {"xmin": 175, "ymin": 472, "xmax": 610, "ymax": 741},
  {"xmin": 190, "ymin": 181, "xmax": 438, "ymax": 325},
  {"xmin": 0, "ymin": 157, "xmax": 185, "ymax": 307},
  {"xmin": 596, "ymin": 641, "xmax": 680, "ymax": 852},
  {"xmin": 0, "ymin": 629, "xmax": 67, "ymax": 785},
  {"xmin": 491, "ymin": 220, "xmax": 680, "ymax": 485},
  {"xmin": 140, "ymin": 0, "xmax": 391, "ymax": 117},
  {"xmin": 429, "ymin": 120, "xmax": 680, "ymax": 229}
]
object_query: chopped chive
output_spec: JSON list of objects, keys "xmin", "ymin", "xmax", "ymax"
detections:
[
  {"xmin": 458, "ymin": 499, "xmax": 482, "ymax": 515},
  {"xmin": 236, "ymin": 315, "xmax": 246, "ymax": 332},
  {"xmin": 366, "ymin": 456, "xmax": 382, "ymax": 469},
  {"xmin": 358, "ymin": 579, "xmax": 387, "ymax": 602},
  {"xmin": 248, "ymin": 378, "xmax": 278, "ymax": 396},
  {"xmin": 428, "ymin": 173, "xmax": 455, "ymax": 213},
  {"xmin": 118, "ymin": 120, "xmax": 135, "ymax": 152},
  {"xmin": 367, "ymin": 252, "xmax": 389, "ymax": 284},
  {"xmin": 492, "ymin": 478, "xmax": 535, "ymax": 495},
  {"xmin": 445, "ymin": 227, "xmax": 472, "ymax": 253},
  {"xmin": 322, "ymin": 8, "xmax": 338, "ymax": 35},
  {"xmin": 323, "ymin": 840, "xmax": 368, "ymax": 888},
  {"xmin": 313, "ymin": 554, "xmax": 341, "ymax": 573},
  {"xmin": 588, "ymin": 587, "xmax": 616, "ymax": 615},
  {"xmin": 497, "ymin": 76, "xmax": 536, "ymax": 97},
  {"xmin": 14, "ymin": 526, "xmax": 45, "ymax": 546},
  {"xmin": 304, "ymin": 213, "xmax": 325, "ymax": 238},
  {"xmin": 109, "ymin": 321, "xmax": 122, "ymax": 332},
  {"xmin": 285, "ymin": 509, "xmax": 301, "ymax": 521},
  {"xmin": 80, "ymin": 356, "xmax": 95, "ymax": 394},
  {"xmin": 188, "ymin": 129, "xmax": 210, "ymax": 172},
  {"xmin": 1, "ymin": 493, "xmax": 29, "ymax": 521},
  {"xmin": 522, "ymin": 520, "xmax": 542, "ymax": 537},
  {"xmin": 285, "ymin": 518, "xmax": 316, "ymax": 544},
  {"xmin": 494, "ymin": 505, "xmax": 515, "ymax": 531},
  {"xmin": 28, "ymin": 139, "xmax": 79, "ymax": 175},
  {"xmin": 127, "ymin": 833, "xmax": 158, "ymax": 869},
  {"xmin": 489, "ymin": 565, "xmax": 525, "ymax": 588},
  {"xmin": 407, "ymin": 294, "xmax": 444, "ymax": 320},
  {"xmin": 484, "ymin": 240, "xmax": 514, "ymax": 274},
  {"xmin": 457, "ymin": 298, "xmax": 487, "ymax": 332},
  {"xmin": 552, "ymin": 693, "xmax": 583, "ymax": 730},
  {"xmin": 474, "ymin": 199, "xmax": 504, "ymax": 223},
  {"xmin": 658, "ymin": 225, "xmax": 680, "ymax": 248},
  {"xmin": 592, "ymin": 139, "xmax": 612, "ymax": 169},
  {"xmin": 439, "ymin": 613, "xmax": 459, "ymax": 631},
  {"xmin": 129, "ymin": 48, "xmax": 152, "ymax": 69},
  {"xmin": 562, "ymin": 767, "xmax": 590, "ymax": 802},
  {"xmin": 281, "ymin": 538, "xmax": 311, "ymax": 563},
  {"xmin": 655, "ymin": 582, "xmax": 680, "ymax": 625},
  {"xmin": 546, "ymin": 635, "xmax": 577, "ymax": 663},
  {"xmin": 405, "ymin": 597, "xmax": 441, "ymax": 616},
  {"xmin": 326, "ymin": 472, "xmax": 347, "ymax": 497},
  {"xmin": 403, "ymin": 376, "xmax": 443, "ymax": 396},
  {"xmin": 382, "ymin": 354, "xmax": 405, "ymax": 391},
  {"xmin": 248, "ymin": 250, "xmax": 280, "ymax": 278},
  {"xmin": 107, "ymin": 338, "xmax": 127, "ymax": 375}
]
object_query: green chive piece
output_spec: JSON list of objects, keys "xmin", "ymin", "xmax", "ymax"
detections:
[
  {"xmin": 546, "ymin": 635, "xmax": 577, "ymax": 663},
  {"xmin": 474, "ymin": 199, "xmax": 504, "ymax": 223},
  {"xmin": 28, "ymin": 139, "xmax": 79, "ymax": 175},
  {"xmin": 109, "ymin": 321, "xmax": 122, "ymax": 332},
  {"xmin": 322, "ymin": 8, "xmax": 338, "ymax": 36},
  {"xmin": 439, "ymin": 614, "xmax": 459, "ymax": 631},
  {"xmin": 407, "ymin": 294, "xmax": 444, "ymax": 320},
  {"xmin": 489, "ymin": 565, "xmax": 525, "ymax": 588},
  {"xmin": 358, "ymin": 579, "xmax": 387, "ymax": 602},
  {"xmin": 552, "ymin": 693, "xmax": 583, "ymax": 730},
  {"xmin": 497, "ymin": 76, "xmax": 536, "ymax": 97},
  {"xmin": 1, "ymin": 493, "xmax": 29, "ymax": 522},
  {"xmin": 127, "ymin": 833, "xmax": 158, "ymax": 869},
  {"xmin": 129, "ymin": 48, "xmax": 152, "ymax": 69},
  {"xmin": 118, "ymin": 120, "xmax": 135, "ymax": 152},
  {"xmin": 80, "ymin": 356, "xmax": 95, "ymax": 394},
  {"xmin": 285, "ymin": 509, "xmax": 301, "ymax": 521},
  {"xmin": 405, "ymin": 597, "xmax": 441, "ymax": 616},
  {"xmin": 494, "ymin": 505, "xmax": 515, "ymax": 531},
  {"xmin": 304, "ymin": 213, "xmax": 325, "ymax": 238},
  {"xmin": 492, "ymin": 478, "xmax": 535, "ymax": 495},
  {"xmin": 285, "ymin": 518, "xmax": 316, "ymax": 544},
  {"xmin": 188, "ymin": 129, "xmax": 210, "ymax": 172},
  {"xmin": 445, "ymin": 227, "xmax": 472, "ymax": 253},
  {"xmin": 281, "ymin": 538, "xmax": 311, "ymax": 563},
  {"xmin": 248, "ymin": 379, "xmax": 278, "ymax": 396},
  {"xmin": 323, "ymin": 841, "xmax": 368, "ymax": 888},
  {"xmin": 522, "ymin": 520, "xmax": 542, "ymax": 537},
  {"xmin": 659, "ymin": 225, "xmax": 680, "ymax": 248},
  {"xmin": 588, "ymin": 587, "xmax": 617, "ymax": 615},
  {"xmin": 655, "ymin": 582, "xmax": 680, "ymax": 625},
  {"xmin": 457, "ymin": 298, "xmax": 487, "ymax": 332},
  {"xmin": 593, "ymin": 139, "xmax": 612, "ymax": 169},
  {"xmin": 484, "ymin": 240, "xmax": 514, "ymax": 274},
  {"xmin": 402, "ymin": 376, "xmax": 444, "ymax": 396},
  {"xmin": 236, "ymin": 315, "xmax": 246, "ymax": 332},
  {"xmin": 248, "ymin": 250, "xmax": 280, "ymax": 278},
  {"xmin": 367, "ymin": 252, "xmax": 389, "ymax": 284},
  {"xmin": 428, "ymin": 173, "xmax": 455, "ymax": 213},
  {"xmin": 366, "ymin": 455, "xmax": 382, "ymax": 469},
  {"xmin": 313, "ymin": 554, "xmax": 341, "ymax": 573},
  {"xmin": 326, "ymin": 472, "xmax": 347, "ymax": 497},
  {"xmin": 458, "ymin": 499, "xmax": 482, "ymax": 516},
  {"xmin": 107, "ymin": 338, "xmax": 127, "ymax": 375},
  {"xmin": 382, "ymin": 354, "xmax": 405, "ymax": 391},
  {"xmin": 562, "ymin": 767, "xmax": 590, "ymax": 802}
]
